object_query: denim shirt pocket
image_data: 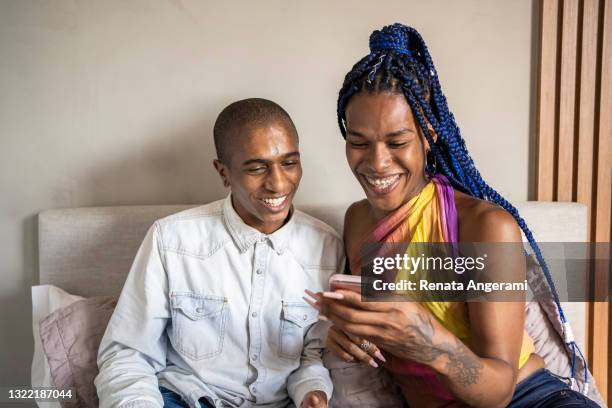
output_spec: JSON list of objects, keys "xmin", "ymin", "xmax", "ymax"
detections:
[
  {"xmin": 170, "ymin": 293, "xmax": 228, "ymax": 360},
  {"xmin": 279, "ymin": 300, "xmax": 318, "ymax": 359}
]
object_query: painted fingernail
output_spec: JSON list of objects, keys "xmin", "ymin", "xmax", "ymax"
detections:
[
  {"xmin": 303, "ymin": 296, "xmax": 321, "ymax": 310},
  {"xmin": 374, "ymin": 351, "xmax": 387, "ymax": 362},
  {"xmin": 322, "ymin": 291, "xmax": 344, "ymax": 299},
  {"xmin": 317, "ymin": 315, "xmax": 330, "ymax": 322},
  {"xmin": 368, "ymin": 359, "xmax": 379, "ymax": 368},
  {"xmin": 304, "ymin": 289, "xmax": 319, "ymax": 299}
]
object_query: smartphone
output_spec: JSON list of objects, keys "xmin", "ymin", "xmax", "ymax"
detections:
[{"xmin": 329, "ymin": 274, "xmax": 362, "ymax": 293}]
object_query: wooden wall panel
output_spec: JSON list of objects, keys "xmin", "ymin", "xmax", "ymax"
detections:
[{"xmin": 536, "ymin": 0, "xmax": 611, "ymax": 404}]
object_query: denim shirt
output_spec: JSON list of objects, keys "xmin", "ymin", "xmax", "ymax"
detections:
[{"xmin": 95, "ymin": 196, "xmax": 344, "ymax": 408}]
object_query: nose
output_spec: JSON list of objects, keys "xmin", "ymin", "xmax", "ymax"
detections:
[
  {"xmin": 366, "ymin": 142, "xmax": 392, "ymax": 173},
  {"xmin": 265, "ymin": 165, "xmax": 288, "ymax": 193}
]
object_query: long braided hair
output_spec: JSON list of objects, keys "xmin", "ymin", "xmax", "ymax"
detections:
[{"xmin": 337, "ymin": 23, "xmax": 586, "ymax": 389}]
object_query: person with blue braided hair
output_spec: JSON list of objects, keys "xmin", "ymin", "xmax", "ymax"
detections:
[{"xmin": 309, "ymin": 24, "xmax": 601, "ymax": 407}]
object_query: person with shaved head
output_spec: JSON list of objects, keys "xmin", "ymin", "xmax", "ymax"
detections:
[{"xmin": 96, "ymin": 98, "xmax": 342, "ymax": 408}]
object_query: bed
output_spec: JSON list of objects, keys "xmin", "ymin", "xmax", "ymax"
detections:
[{"xmin": 34, "ymin": 201, "xmax": 603, "ymax": 407}]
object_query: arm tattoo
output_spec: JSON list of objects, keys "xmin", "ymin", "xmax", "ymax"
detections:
[
  {"xmin": 403, "ymin": 311, "xmax": 483, "ymax": 386},
  {"xmin": 444, "ymin": 337, "xmax": 484, "ymax": 386},
  {"xmin": 404, "ymin": 312, "xmax": 446, "ymax": 362}
]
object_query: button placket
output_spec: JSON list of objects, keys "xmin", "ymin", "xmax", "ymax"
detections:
[{"xmin": 246, "ymin": 240, "xmax": 270, "ymax": 399}]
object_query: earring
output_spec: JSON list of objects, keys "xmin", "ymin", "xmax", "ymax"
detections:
[{"xmin": 425, "ymin": 150, "xmax": 437, "ymax": 175}]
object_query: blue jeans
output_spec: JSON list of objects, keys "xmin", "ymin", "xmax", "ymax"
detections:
[
  {"xmin": 160, "ymin": 386, "xmax": 214, "ymax": 408},
  {"xmin": 508, "ymin": 369, "xmax": 600, "ymax": 407}
]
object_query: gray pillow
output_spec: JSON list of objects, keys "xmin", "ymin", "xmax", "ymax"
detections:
[{"xmin": 39, "ymin": 296, "xmax": 117, "ymax": 408}]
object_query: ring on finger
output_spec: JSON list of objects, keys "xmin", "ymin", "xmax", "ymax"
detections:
[{"xmin": 359, "ymin": 340, "xmax": 372, "ymax": 352}]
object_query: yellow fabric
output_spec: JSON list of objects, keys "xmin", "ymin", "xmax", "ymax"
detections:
[{"xmin": 395, "ymin": 180, "xmax": 535, "ymax": 368}]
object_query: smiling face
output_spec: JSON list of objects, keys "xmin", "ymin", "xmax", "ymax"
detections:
[
  {"xmin": 345, "ymin": 92, "xmax": 432, "ymax": 218},
  {"xmin": 214, "ymin": 121, "xmax": 301, "ymax": 234}
]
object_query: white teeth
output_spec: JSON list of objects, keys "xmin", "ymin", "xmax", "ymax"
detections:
[
  {"xmin": 260, "ymin": 195, "xmax": 287, "ymax": 207},
  {"xmin": 365, "ymin": 175, "xmax": 400, "ymax": 188}
]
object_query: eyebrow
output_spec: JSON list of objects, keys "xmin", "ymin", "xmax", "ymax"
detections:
[
  {"xmin": 346, "ymin": 127, "xmax": 415, "ymax": 138},
  {"xmin": 241, "ymin": 151, "xmax": 300, "ymax": 166}
]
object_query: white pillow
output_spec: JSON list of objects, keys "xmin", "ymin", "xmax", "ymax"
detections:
[{"xmin": 31, "ymin": 285, "xmax": 84, "ymax": 408}]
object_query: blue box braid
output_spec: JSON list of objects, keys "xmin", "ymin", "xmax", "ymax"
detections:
[{"xmin": 337, "ymin": 23, "xmax": 588, "ymax": 391}]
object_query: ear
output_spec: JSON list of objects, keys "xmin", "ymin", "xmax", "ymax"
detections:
[{"xmin": 213, "ymin": 159, "xmax": 231, "ymax": 188}]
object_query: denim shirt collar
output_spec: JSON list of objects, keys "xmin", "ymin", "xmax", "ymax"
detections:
[{"xmin": 222, "ymin": 194, "xmax": 293, "ymax": 255}]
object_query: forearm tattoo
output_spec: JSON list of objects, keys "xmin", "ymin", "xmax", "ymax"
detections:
[
  {"xmin": 443, "ymin": 337, "xmax": 484, "ymax": 386},
  {"xmin": 404, "ymin": 312, "xmax": 483, "ymax": 386}
]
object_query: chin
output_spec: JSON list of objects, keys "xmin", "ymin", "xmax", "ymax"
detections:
[
  {"xmin": 368, "ymin": 195, "xmax": 404, "ymax": 213},
  {"xmin": 360, "ymin": 182, "xmax": 404, "ymax": 212},
  {"xmin": 257, "ymin": 203, "xmax": 292, "ymax": 227},
  {"xmin": 264, "ymin": 209, "xmax": 290, "ymax": 223}
]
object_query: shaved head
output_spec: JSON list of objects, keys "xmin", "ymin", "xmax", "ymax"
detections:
[{"xmin": 213, "ymin": 98, "xmax": 298, "ymax": 164}]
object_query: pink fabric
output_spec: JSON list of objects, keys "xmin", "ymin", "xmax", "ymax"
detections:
[
  {"xmin": 39, "ymin": 296, "xmax": 117, "ymax": 408},
  {"xmin": 364, "ymin": 174, "xmax": 459, "ymax": 404}
]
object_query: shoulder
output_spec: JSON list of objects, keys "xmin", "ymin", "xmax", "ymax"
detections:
[
  {"xmin": 344, "ymin": 199, "xmax": 372, "ymax": 239},
  {"xmin": 287, "ymin": 210, "xmax": 344, "ymax": 269},
  {"xmin": 345, "ymin": 199, "xmax": 371, "ymax": 220},
  {"xmin": 454, "ymin": 190, "xmax": 522, "ymax": 243},
  {"xmin": 292, "ymin": 209, "xmax": 342, "ymax": 242},
  {"xmin": 154, "ymin": 199, "xmax": 229, "ymax": 252},
  {"xmin": 157, "ymin": 199, "xmax": 225, "ymax": 225}
]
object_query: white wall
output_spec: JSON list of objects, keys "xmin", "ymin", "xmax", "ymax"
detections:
[{"xmin": 0, "ymin": 0, "xmax": 534, "ymax": 389}]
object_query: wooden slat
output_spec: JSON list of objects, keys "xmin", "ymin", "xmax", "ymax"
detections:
[
  {"xmin": 593, "ymin": 0, "xmax": 612, "ymax": 402},
  {"xmin": 577, "ymin": 0, "xmax": 599, "ymax": 236},
  {"xmin": 592, "ymin": 299, "xmax": 610, "ymax": 402},
  {"xmin": 580, "ymin": 1, "xmax": 601, "ymax": 365},
  {"xmin": 537, "ymin": 0, "xmax": 559, "ymax": 201},
  {"xmin": 596, "ymin": 0, "xmax": 612, "ymax": 244},
  {"xmin": 557, "ymin": 0, "xmax": 579, "ymax": 202}
]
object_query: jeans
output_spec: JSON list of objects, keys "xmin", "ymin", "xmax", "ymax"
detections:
[
  {"xmin": 508, "ymin": 369, "xmax": 600, "ymax": 407},
  {"xmin": 160, "ymin": 386, "xmax": 214, "ymax": 408}
]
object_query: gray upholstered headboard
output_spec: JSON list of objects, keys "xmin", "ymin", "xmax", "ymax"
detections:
[
  {"xmin": 36, "ymin": 203, "xmax": 347, "ymax": 297},
  {"xmin": 37, "ymin": 200, "xmax": 587, "ymax": 296},
  {"xmin": 38, "ymin": 205, "xmax": 194, "ymax": 297}
]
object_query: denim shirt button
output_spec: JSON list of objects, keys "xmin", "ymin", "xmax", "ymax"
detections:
[
  {"xmin": 251, "ymin": 354, "xmax": 258, "ymax": 361},
  {"xmin": 251, "ymin": 312, "xmax": 258, "ymax": 317},
  {"xmin": 256, "ymin": 269, "xmax": 263, "ymax": 275}
]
